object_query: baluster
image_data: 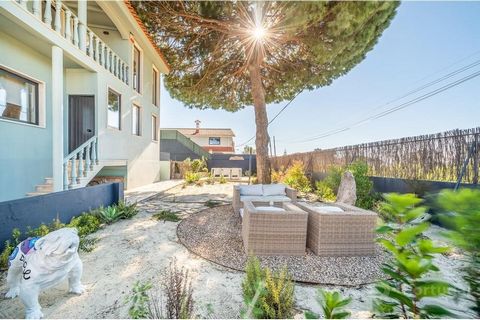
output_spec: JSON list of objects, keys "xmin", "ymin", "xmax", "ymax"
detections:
[
  {"xmin": 90, "ymin": 140, "xmax": 96, "ymax": 169},
  {"xmin": 125, "ymin": 66, "xmax": 129, "ymax": 85},
  {"xmin": 54, "ymin": 0, "xmax": 62, "ymax": 33},
  {"xmin": 95, "ymin": 38, "xmax": 100, "ymax": 62},
  {"xmin": 98, "ymin": 42, "xmax": 103, "ymax": 66},
  {"xmin": 65, "ymin": 9, "xmax": 71, "ymax": 42},
  {"xmin": 122, "ymin": 63, "xmax": 126, "ymax": 82},
  {"xmin": 78, "ymin": 149, "xmax": 84, "ymax": 178},
  {"xmin": 113, "ymin": 55, "xmax": 117, "ymax": 76},
  {"xmin": 63, "ymin": 162, "xmax": 68, "ymax": 190},
  {"xmin": 106, "ymin": 48, "xmax": 110, "ymax": 71},
  {"xmin": 85, "ymin": 144, "xmax": 91, "ymax": 171},
  {"xmin": 32, "ymin": 0, "xmax": 41, "ymax": 18},
  {"xmin": 73, "ymin": 17, "xmax": 79, "ymax": 47},
  {"xmin": 19, "ymin": 0, "xmax": 27, "ymax": 9},
  {"xmin": 44, "ymin": 0, "xmax": 52, "ymax": 27},
  {"xmin": 88, "ymin": 31, "xmax": 94, "ymax": 57},
  {"xmin": 70, "ymin": 157, "xmax": 77, "ymax": 187},
  {"xmin": 95, "ymin": 137, "xmax": 99, "ymax": 164}
]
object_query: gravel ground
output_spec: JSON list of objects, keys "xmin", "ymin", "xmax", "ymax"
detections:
[{"xmin": 177, "ymin": 204, "xmax": 389, "ymax": 286}]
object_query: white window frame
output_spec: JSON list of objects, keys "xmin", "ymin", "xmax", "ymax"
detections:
[
  {"xmin": 106, "ymin": 87, "xmax": 121, "ymax": 130},
  {"xmin": 131, "ymin": 38, "xmax": 143, "ymax": 95},
  {"xmin": 0, "ymin": 64, "xmax": 46, "ymax": 128},
  {"xmin": 151, "ymin": 113, "xmax": 158, "ymax": 141},
  {"xmin": 132, "ymin": 103, "xmax": 142, "ymax": 136},
  {"xmin": 152, "ymin": 65, "xmax": 159, "ymax": 107}
]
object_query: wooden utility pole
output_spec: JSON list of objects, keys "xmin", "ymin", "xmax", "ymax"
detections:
[{"xmin": 273, "ymin": 136, "xmax": 277, "ymax": 158}]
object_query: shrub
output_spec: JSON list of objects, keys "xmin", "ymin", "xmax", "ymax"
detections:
[
  {"xmin": 374, "ymin": 193, "xmax": 453, "ymax": 318},
  {"xmin": 205, "ymin": 173, "xmax": 215, "ymax": 185},
  {"xmin": 283, "ymin": 161, "xmax": 311, "ymax": 193},
  {"xmin": 242, "ymin": 256, "xmax": 294, "ymax": 319},
  {"xmin": 127, "ymin": 281, "xmax": 153, "ymax": 319},
  {"xmin": 117, "ymin": 201, "xmax": 139, "ymax": 219},
  {"xmin": 184, "ymin": 171, "xmax": 200, "ymax": 184},
  {"xmin": 26, "ymin": 223, "xmax": 51, "ymax": 237},
  {"xmin": 163, "ymin": 259, "xmax": 194, "ymax": 319},
  {"xmin": 95, "ymin": 206, "xmax": 122, "ymax": 224},
  {"xmin": 315, "ymin": 180, "xmax": 336, "ymax": 202},
  {"xmin": 0, "ymin": 240, "xmax": 15, "ymax": 270},
  {"xmin": 219, "ymin": 174, "xmax": 227, "ymax": 184},
  {"xmin": 438, "ymin": 189, "xmax": 480, "ymax": 317},
  {"xmin": 271, "ymin": 167, "xmax": 286, "ymax": 183},
  {"xmin": 79, "ymin": 237, "xmax": 99, "ymax": 253},
  {"xmin": 312, "ymin": 289, "xmax": 352, "ymax": 319},
  {"xmin": 153, "ymin": 210, "xmax": 181, "ymax": 222},
  {"xmin": 69, "ymin": 214, "xmax": 102, "ymax": 237}
]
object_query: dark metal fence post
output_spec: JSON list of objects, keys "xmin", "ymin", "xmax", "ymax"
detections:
[{"xmin": 473, "ymin": 134, "xmax": 479, "ymax": 185}]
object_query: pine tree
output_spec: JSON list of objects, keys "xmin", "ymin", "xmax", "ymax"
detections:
[{"xmin": 133, "ymin": 1, "xmax": 399, "ymax": 183}]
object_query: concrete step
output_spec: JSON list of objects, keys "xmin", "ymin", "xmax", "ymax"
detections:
[
  {"xmin": 44, "ymin": 177, "xmax": 53, "ymax": 185},
  {"xmin": 35, "ymin": 184, "xmax": 53, "ymax": 193}
]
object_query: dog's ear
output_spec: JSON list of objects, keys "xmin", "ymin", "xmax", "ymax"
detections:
[{"xmin": 34, "ymin": 237, "xmax": 46, "ymax": 251}]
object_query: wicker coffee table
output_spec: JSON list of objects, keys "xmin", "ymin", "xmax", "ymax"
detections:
[
  {"xmin": 295, "ymin": 202, "xmax": 378, "ymax": 256},
  {"xmin": 241, "ymin": 201, "xmax": 308, "ymax": 256}
]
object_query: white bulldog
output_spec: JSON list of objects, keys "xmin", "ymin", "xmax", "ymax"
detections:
[{"xmin": 5, "ymin": 227, "xmax": 84, "ymax": 319}]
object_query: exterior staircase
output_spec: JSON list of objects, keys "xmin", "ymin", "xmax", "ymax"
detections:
[{"xmin": 26, "ymin": 135, "xmax": 126, "ymax": 197}]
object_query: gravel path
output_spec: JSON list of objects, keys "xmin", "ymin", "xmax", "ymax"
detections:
[{"xmin": 177, "ymin": 205, "xmax": 389, "ymax": 286}]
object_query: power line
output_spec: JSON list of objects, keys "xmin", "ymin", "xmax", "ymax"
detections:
[
  {"xmin": 288, "ymin": 69, "xmax": 480, "ymax": 143},
  {"xmin": 236, "ymin": 91, "xmax": 302, "ymax": 147},
  {"xmin": 286, "ymin": 57, "xmax": 480, "ymax": 143}
]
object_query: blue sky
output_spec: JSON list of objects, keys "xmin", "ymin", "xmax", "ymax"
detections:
[{"xmin": 160, "ymin": 1, "xmax": 480, "ymax": 154}]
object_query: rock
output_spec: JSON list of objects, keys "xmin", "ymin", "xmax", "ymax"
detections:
[{"xmin": 336, "ymin": 171, "xmax": 356, "ymax": 205}]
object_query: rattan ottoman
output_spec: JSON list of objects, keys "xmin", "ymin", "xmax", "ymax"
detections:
[
  {"xmin": 241, "ymin": 201, "xmax": 308, "ymax": 256},
  {"xmin": 295, "ymin": 202, "xmax": 378, "ymax": 256}
]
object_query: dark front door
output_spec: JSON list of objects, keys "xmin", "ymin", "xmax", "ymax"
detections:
[{"xmin": 69, "ymin": 95, "xmax": 95, "ymax": 153}]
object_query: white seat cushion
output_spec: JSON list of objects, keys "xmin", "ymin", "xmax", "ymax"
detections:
[
  {"xmin": 239, "ymin": 184, "xmax": 263, "ymax": 196},
  {"xmin": 240, "ymin": 195, "xmax": 292, "ymax": 203},
  {"xmin": 262, "ymin": 184, "xmax": 287, "ymax": 196}
]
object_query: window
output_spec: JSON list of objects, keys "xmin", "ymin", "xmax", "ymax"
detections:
[
  {"xmin": 132, "ymin": 45, "xmax": 141, "ymax": 93},
  {"xmin": 152, "ymin": 67, "xmax": 159, "ymax": 106},
  {"xmin": 0, "ymin": 67, "xmax": 39, "ymax": 125},
  {"xmin": 151, "ymin": 114, "xmax": 158, "ymax": 141},
  {"xmin": 209, "ymin": 137, "xmax": 221, "ymax": 145},
  {"xmin": 107, "ymin": 89, "xmax": 121, "ymax": 129},
  {"xmin": 132, "ymin": 104, "xmax": 141, "ymax": 136}
]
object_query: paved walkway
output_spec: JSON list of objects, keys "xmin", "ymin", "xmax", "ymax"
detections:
[{"xmin": 124, "ymin": 179, "xmax": 184, "ymax": 203}]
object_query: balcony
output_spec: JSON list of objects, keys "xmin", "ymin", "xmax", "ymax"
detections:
[{"xmin": 12, "ymin": 0, "xmax": 129, "ymax": 84}]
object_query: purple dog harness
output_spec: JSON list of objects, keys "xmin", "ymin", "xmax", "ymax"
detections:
[{"xmin": 8, "ymin": 237, "xmax": 39, "ymax": 267}]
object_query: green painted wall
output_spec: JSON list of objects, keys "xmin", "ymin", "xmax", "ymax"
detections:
[{"xmin": 0, "ymin": 31, "xmax": 52, "ymax": 201}]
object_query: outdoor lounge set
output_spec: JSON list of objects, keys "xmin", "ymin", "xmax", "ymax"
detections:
[{"xmin": 233, "ymin": 184, "xmax": 377, "ymax": 257}]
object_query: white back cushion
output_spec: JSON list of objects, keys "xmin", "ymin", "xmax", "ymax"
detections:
[
  {"xmin": 239, "ymin": 184, "xmax": 263, "ymax": 196},
  {"xmin": 262, "ymin": 184, "xmax": 287, "ymax": 196}
]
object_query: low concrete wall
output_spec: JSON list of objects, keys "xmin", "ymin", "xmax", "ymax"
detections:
[
  {"xmin": 207, "ymin": 153, "xmax": 257, "ymax": 174},
  {"xmin": 0, "ymin": 183, "xmax": 123, "ymax": 251},
  {"xmin": 370, "ymin": 177, "xmax": 479, "ymax": 194}
]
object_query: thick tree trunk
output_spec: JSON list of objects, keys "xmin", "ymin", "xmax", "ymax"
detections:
[{"xmin": 248, "ymin": 62, "xmax": 271, "ymax": 184}]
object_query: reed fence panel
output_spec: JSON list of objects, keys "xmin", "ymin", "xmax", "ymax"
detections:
[{"xmin": 271, "ymin": 127, "xmax": 480, "ymax": 183}]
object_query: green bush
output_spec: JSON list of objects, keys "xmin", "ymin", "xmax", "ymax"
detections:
[
  {"xmin": 0, "ymin": 240, "xmax": 15, "ymax": 270},
  {"xmin": 117, "ymin": 201, "xmax": 139, "ymax": 219},
  {"xmin": 219, "ymin": 174, "xmax": 227, "ymax": 184},
  {"xmin": 69, "ymin": 214, "xmax": 102, "ymax": 236},
  {"xmin": 242, "ymin": 256, "xmax": 294, "ymax": 319},
  {"xmin": 95, "ymin": 206, "xmax": 122, "ymax": 224},
  {"xmin": 184, "ymin": 171, "xmax": 200, "ymax": 184},
  {"xmin": 314, "ymin": 161, "xmax": 375, "ymax": 209},
  {"xmin": 374, "ymin": 193, "xmax": 453, "ymax": 318},
  {"xmin": 438, "ymin": 189, "xmax": 480, "ymax": 317},
  {"xmin": 127, "ymin": 281, "xmax": 153, "ymax": 319},
  {"xmin": 153, "ymin": 210, "xmax": 181, "ymax": 222},
  {"xmin": 314, "ymin": 289, "xmax": 352, "ymax": 319},
  {"xmin": 283, "ymin": 161, "xmax": 311, "ymax": 193}
]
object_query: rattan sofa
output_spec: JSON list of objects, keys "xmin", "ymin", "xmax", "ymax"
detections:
[
  {"xmin": 295, "ymin": 202, "xmax": 378, "ymax": 256},
  {"xmin": 241, "ymin": 201, "xmax": 308, "ymax": 256},
  {"xmin": 233, "ymin": 184, "xmax": 297, "ymax": 214}
]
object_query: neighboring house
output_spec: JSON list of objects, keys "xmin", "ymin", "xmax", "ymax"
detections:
[
  {"xmin": 0, "ymin": 0, "xmax": 169, "ymax": 202},
  {"xmin": 164, "ymin": 121, "xmax": 236, "ymax": 156}
]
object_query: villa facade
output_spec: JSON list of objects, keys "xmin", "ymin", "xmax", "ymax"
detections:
[{"xmin": 0, "ymin": 0, "xmax": 170, "ymax": 202}]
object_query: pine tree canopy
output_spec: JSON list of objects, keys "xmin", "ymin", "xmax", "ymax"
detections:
[{"xmin": 132, "ymin": 1, "xmax": 399, "ymax": 112}]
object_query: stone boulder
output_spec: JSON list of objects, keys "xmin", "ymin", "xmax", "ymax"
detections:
[{"xmin": 336, "ymin": 170, "xmax": 357, "ymax": 205}]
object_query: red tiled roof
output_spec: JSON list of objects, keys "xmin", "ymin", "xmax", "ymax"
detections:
[{"xmin": 124, "ymin": 0, "xmax": 171, "ymax": 73}]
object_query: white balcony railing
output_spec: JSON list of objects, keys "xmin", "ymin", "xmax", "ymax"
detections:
[{"xmin": 15, "ymin": 0, "xmax": 129, "ymax": 85}]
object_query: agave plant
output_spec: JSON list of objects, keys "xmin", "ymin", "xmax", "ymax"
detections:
[{"xmin": 97, "ymin": 206, "xmax": 121, "ymax": 224}]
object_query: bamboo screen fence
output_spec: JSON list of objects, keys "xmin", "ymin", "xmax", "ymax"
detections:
[{"xmin": 271, "ymin": 127, "xmax": 480, "ymax": 183}]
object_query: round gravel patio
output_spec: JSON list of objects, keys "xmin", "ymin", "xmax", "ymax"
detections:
[{"xmin": 177, "ymin": 205, "xmax": 389, "ymax": 286}]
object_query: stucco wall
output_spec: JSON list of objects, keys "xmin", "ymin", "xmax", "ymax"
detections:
[
  {"xmin": 189, "ymin": 136, "xmax": 234, "ymax": 148},
  {"xmin": 0, "ymin": 31, "xmax": 53, "ymax": 202}
]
